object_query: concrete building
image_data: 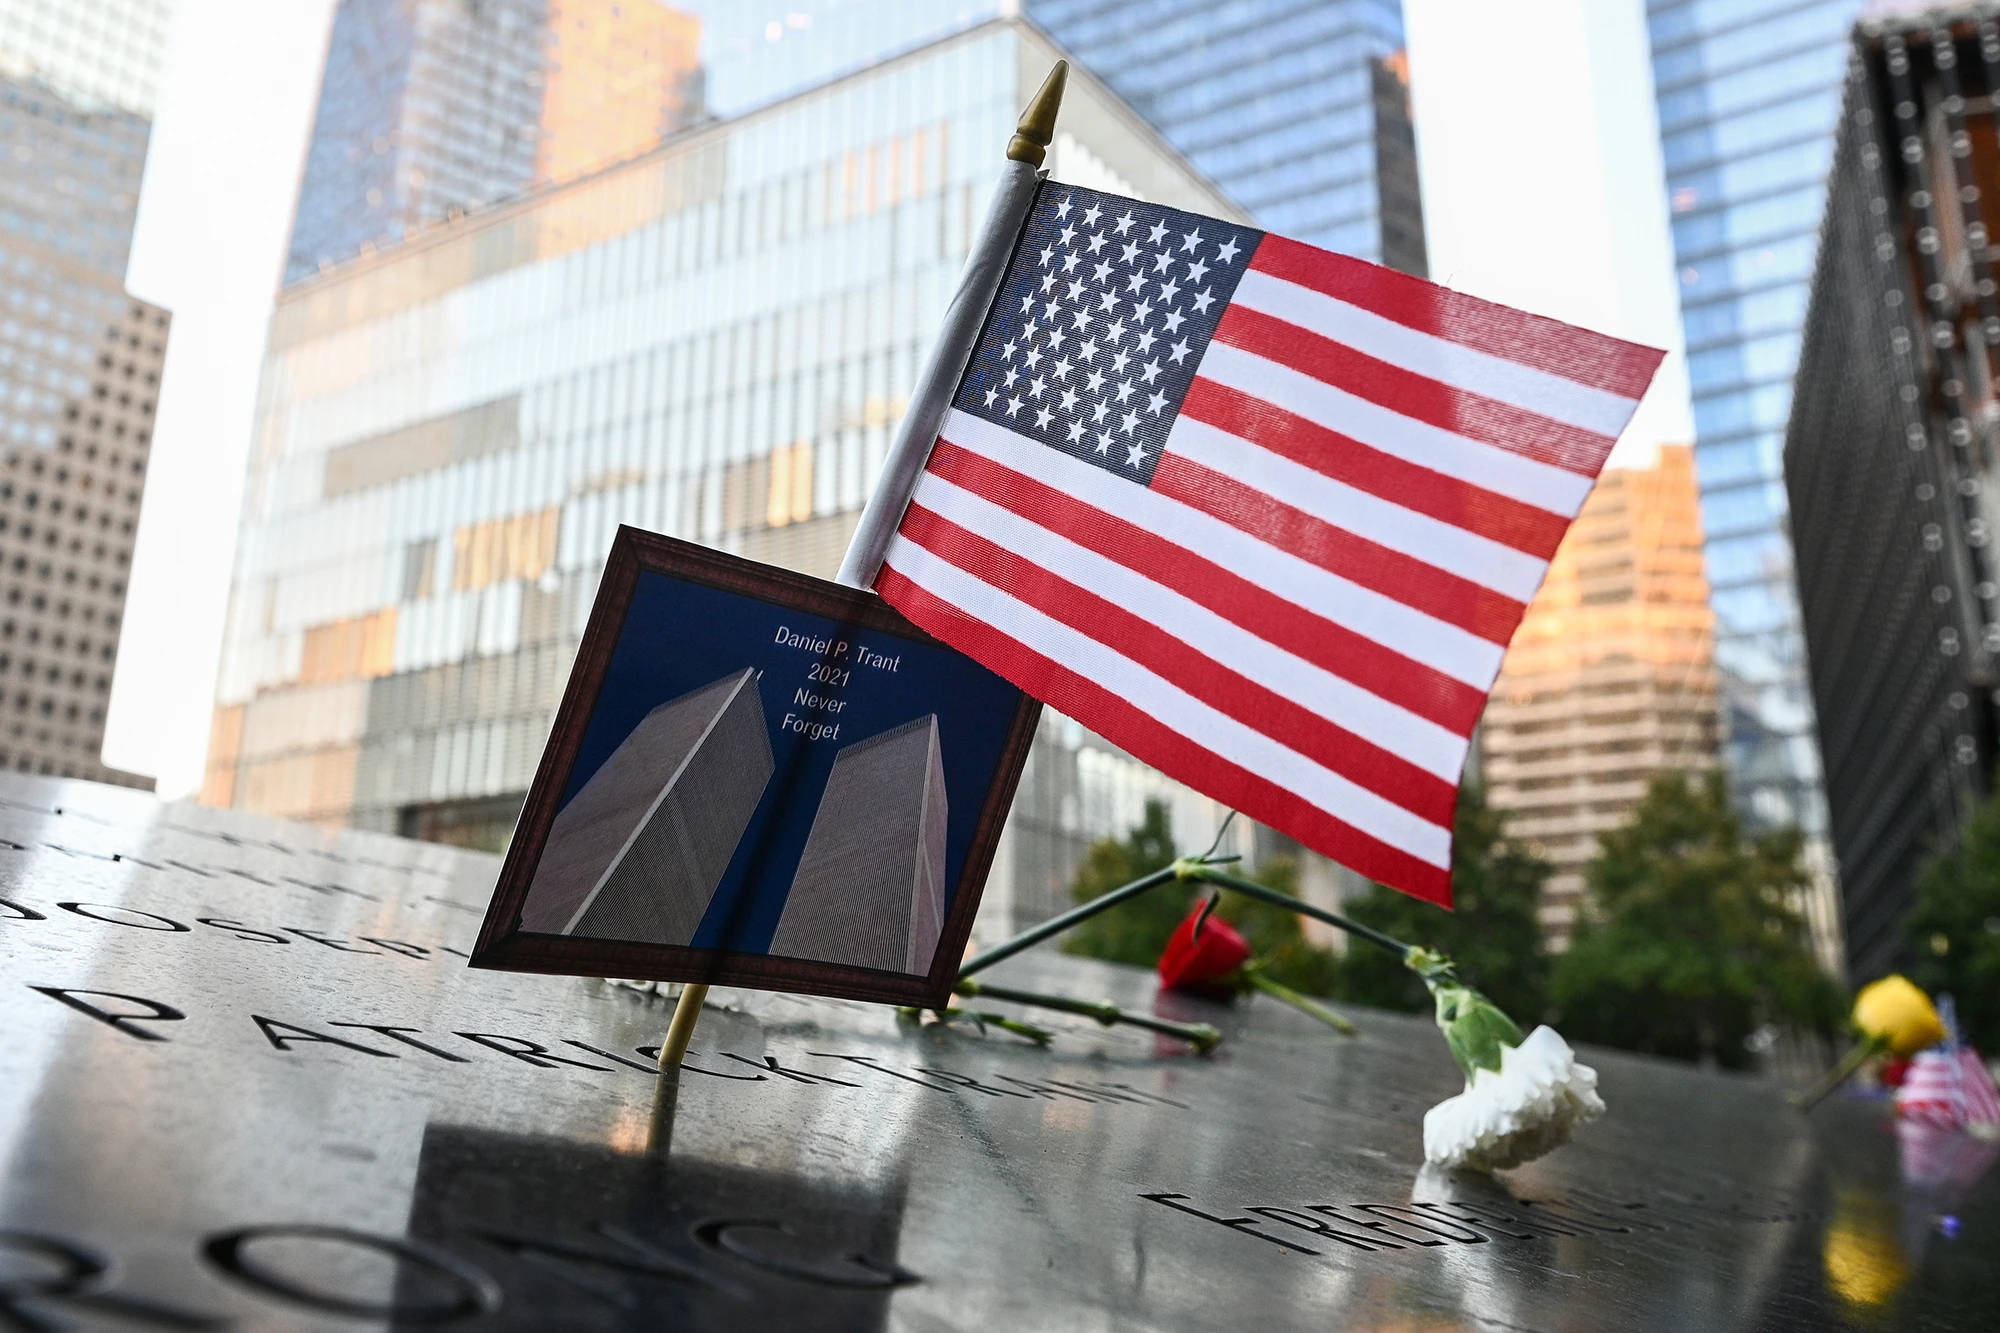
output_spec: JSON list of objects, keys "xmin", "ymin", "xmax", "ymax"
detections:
[
  {"xmin": 286, "ymin": 0, "xmax": 706, "ymax": 282},
  {"xmin": 1481, "ymin": 446, "xmax": 1722, "ymax": 945},
  {"xmin": 1787, "ymin": 9, "xmax": 2000, "ymax": 980},
  {"xmin": 0, "ymin": 0, "xmax": 175, "ymax": 787},
  {"xmin": 520, "ymin": 666, "xmax": 770, "ymax": 942},
  {"xmin": 207, "ymin": 18, "xmax": 1260, "ymax": 942},
  {"xmin": 772, "ymin": 714, "xmax": 947, "ymax": 974}
]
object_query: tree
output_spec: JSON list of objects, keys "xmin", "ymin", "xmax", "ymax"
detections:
[
  {"xmin": 1325, "ymin": 782, "xmax": 1552, "ymax": 1023},
  {"xmin": 1550, "ymin": 771, "xmax": 1844, "ymax": 1069},
  {"xmin": 1905, "ymin": 777, "xmax": 2000, "ymax": 1046},
  {"xmin": 1059, "ymin": 801, "xmax": 1338, "ymax": 993}
]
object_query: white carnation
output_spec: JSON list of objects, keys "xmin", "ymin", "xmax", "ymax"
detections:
[{"xmin": 1423, "ymin": 1026, "xmax": 1605, "ymax": 1171}]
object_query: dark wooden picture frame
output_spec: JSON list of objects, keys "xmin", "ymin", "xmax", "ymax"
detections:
[{"xmin": 469, "ymin": 526, "xmax": 1041, "ymax": 1006}]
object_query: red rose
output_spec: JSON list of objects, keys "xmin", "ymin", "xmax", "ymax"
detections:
[{"xmin": 1159, "ymin": 903, "xmax": 1251, "ymax": 992}]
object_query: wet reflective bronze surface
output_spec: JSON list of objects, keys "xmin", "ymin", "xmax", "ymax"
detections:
[{"xmin": 2, "ymin": 771, "xmax": 1995, "ymax": 1329}]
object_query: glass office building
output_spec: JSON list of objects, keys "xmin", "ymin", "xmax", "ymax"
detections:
[
  {"xmin": 0, "ymin": 0, "xmax": 174, "ymax": 787},
  {"xmin": 1027, "ymin": 0, "xmax": 1424, "ymax": 271},
  {"xmin": 287, "ymin": 0, "xmax": 707, "ymax": 282},
  {"xmin": 209, "ymin": 20, "xmax": 1260, "ymax": 934},
  {"xmin": 671, "ymin": 0, "xmax": 1424, "ymax": 271},
  {"xmin": 1646, "ymin": 0, "xmax": 1863, "ymax": 848}
]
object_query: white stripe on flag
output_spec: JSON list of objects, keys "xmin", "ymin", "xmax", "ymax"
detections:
[
  {"xmin": 906, "ymin": 467, "xmax": 1470, "ymax": 780},
  {"xmin": 1232, "ymin": 267, "xmax": 1643, "ymax": 437},
  {"xmin": 938, "ymin": 408, "xmax": 1505, "ymax": 687},
  {"xmin": 1166, "ymin": 415, "xmax": 1546, "ymax": 601},
  {"xmin": 882, "ymin": 534, "xmax": 1454, "ymax": 868},
  {"xmin": 1197, "ymin": 340, "xmax": 1596, "ymax": 517}
]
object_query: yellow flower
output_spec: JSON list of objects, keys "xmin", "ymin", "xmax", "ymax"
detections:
[{"xmin": 1852, "ymin": 975, "xmax": 1945, "ymax": 1057}]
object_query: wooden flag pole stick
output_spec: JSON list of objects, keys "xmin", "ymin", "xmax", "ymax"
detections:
[
  {"xmin": 652, "ymin": 62, "xmax": 1067, "ymax": 1078},
  {"xmin": 658, "ymin": 983, "xmax": 708, "ymax": 1072}
]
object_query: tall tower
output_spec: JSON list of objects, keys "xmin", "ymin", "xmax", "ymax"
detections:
[
  {"xmin": 1026, "ymin": 0, "xmax": 1426, "ymax": 272},
  {"xmin": 1481, "ymin": 447, "xmax": 1721, "ymax": 946},
  {"xmin": 1787, "ymin": 10, "xmax": 2000, "ymax": 979},
  {"xmin": 520, "ymin": 667, "xmax": 772, "ymax": 944},
  {"xmin": 1645, "ymin": 1, "xmax": 1864, "ymax": 850},
  {"xmin": 285, "ymin": 0, "xmax": 704, "ymax": 282},
  {"xmin": 772, "ymin": 715, "xmax": 949, "ymax": 975},
  {"xmin": 0, "ymin": 0, "xmax": 175, "ymax": 787}
]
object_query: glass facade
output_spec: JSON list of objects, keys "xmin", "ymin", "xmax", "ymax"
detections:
[
  {"xmin": 1646, "ymin": 0, "xmax": 1862, "ymax": 844},
  {"xmin": 0, "ymin": 0, "xmax": 172, "ymax": 787},
  {"xmin": 1027, "ymin": 0, "xmax": 1423, "ymax": 270},
  {"xmin": 0, "ymin": 0, "xmax": 173, "ymax": 115},
  {"xmin": 287, "ymin": 0, "xmax": 706, "ymax": 282},
  {"xmin": 667, "ymin": 0, "xmax": 1426, "ymax": 271},
  {"xmin": 212, "ymin": 21, "xmax": 1260, "ymax": 935}
]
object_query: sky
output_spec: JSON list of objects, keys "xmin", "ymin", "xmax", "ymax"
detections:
[
  {"xmin": 105, "ymin": 0, "xmax": 334, "ymax": 792},
  {"xmin": 1405, "ymin": 0, "xmax": 1695, "ymax": 466},
  {"xmin": 103, "ymin": 0, "xmax": 1695, "ymax": 798}
]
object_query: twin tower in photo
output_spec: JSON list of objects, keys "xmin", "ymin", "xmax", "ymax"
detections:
[{"xmin": 517, "ymin": 668, "xmax": 948, "ymax": 975}]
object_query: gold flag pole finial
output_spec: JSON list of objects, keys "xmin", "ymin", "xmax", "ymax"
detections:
[{"xmin": 1007, "ymin": 60, "xmax": 1068, "ymax": 166}]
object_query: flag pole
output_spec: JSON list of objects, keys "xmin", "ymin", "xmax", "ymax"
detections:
[
  {"xmin": 655, "ymin": 59, "xmax": 1069, "ymax": 1078},
  {"xmin": 833, "ymin": 58, "xmax": 1067, "ymax": 587}
]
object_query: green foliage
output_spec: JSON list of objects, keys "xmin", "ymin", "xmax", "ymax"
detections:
[
  {"xmin": 1059, "ymin": 801, "xmax": 1338, "ymax": 993},
  {"xmin": 1550, "ymin": 771, "xmax": 1844, "ymax": 1068},
  {"xmin": 1325, "ymin": 782, "xmax": 1551, "ymax": 1023},
  {"xmin": 1905, "ymin": 776, "xmax": 2000, "ymax": 1045}
]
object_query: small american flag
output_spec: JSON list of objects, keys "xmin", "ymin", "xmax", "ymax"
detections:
[{"xmin": 875, "ymin": 183, "xmax": 1663, "ymax": 906}]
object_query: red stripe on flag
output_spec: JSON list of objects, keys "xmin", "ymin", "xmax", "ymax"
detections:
[
  {"xmin": 897, "ymin": 501, "xmax": 1459, "ymax": 825},
  {"xmin": 1213, "ymin": 303, "xmax": 1617, "ymax": 478},
  {"xmin": 1151, "ymin": 453, "xmax": 1526, "ymax": 645},
  {"xmin": 876, "ymin": 563, "xmax": 1455, "ymax": 905},
  {"xmin": 925, "ymin": 437, "xmax": 1487, "ymax": 736},
  {"xmin": 1248, "ymin": 234, "xmax": 1663, "ymax": 400},
  {"xmin": 1179, "ymin": 377, "xmax": 1572, "ymax": 558}
]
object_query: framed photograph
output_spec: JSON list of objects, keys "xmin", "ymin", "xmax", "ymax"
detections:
[{"xmin": 469, "ymin": 527, "xmax": 1041, "ymax": 1005}]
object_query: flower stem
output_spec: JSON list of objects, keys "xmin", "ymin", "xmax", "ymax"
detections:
[
  {"xmin": 1244, "ymin": 969, "xmax": 1358, "ymax": 1035},
  {"xmin": 957, "ymin": 852, "xmax": 1238, "ymax": 980},
  {"xmin": 1790, "ymin": 1034, "xmax": 1888, "ymax": 1111},
  {"xmin": 1182, "ymin": 865, "xmax": 1415, "ymax": 960},
  {"xmin": 956, "ymin": 978, "xmax": 1220, "ymax": 1052},
  {"xmin": 897, "ymin": 1004, "xmax": 1053, "ymax": 1045}
]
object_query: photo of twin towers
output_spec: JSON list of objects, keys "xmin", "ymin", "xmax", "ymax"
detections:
[{"xmin": 517, "ymin": 666, "xmax": 949, "ymax": 975}]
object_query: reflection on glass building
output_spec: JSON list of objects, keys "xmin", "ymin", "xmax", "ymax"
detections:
[
  {"xmin": 1645, "ymin": 1, "xmax": 1865, "ymax": 848},
  {"xmin": 671, "ymin": 0, "xmax": 1425, "ymax": 272},
  {"xmin": 1787, "ymin": 11, "xmax": 2000, "ymax": 979},
  {"xmin": 1027, "ymin": 0, "xmax": 1424, "ymax": 271},
  {"xmin": 286, "ymin": 0, "xmax": 707, "ymax": 282},
  {"xmin": 207, "ymin": 20, "xmax": 1270, "ymax": 937},
  {"xmin": 0, "ymin": 0, "xmax": 174, "ymax": 787}
]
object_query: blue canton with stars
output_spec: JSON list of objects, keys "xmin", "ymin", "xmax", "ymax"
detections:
[{"xmin": 953, "ymin": 183, "xmax": 1263, "ymax": 486}]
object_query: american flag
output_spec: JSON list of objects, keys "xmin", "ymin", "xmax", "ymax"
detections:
[
  {"xmin": 874, "ymin": 183, "xmax": 1663, "ymax": 906},
  {"xmin": 1897, "ymin": 1045, "xmax": 2000, "ymax": 1127}
]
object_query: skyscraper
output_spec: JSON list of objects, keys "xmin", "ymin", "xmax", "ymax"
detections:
[
  {"xmin": 520, "ymin": 666, "xmax": 771, "ymax": 942},
  {"xmin": 1645, "ymin": 1, "xmax": 1863, "ymax": 849},
  {"xmin": 773, "ymin": 713, "xmax": 948, "ymax": 974},
  {"xmin": 0, "ymin": 0, "xmax": 174, "ymax": 787},
  {"xmin": 1480, "ymin": 446, "xmax": 1722, "ymax": 946},
  {"xmin": 1026, "ymin": 0, "xmax": 1426, "ymax": 272},
  {"xmin": 285, "ymin": 0, "xmax": 705, "ymax": 282},
  {"xmin": 1787, "ymin": 9, "xmax": 2000, "ymax": 979},
  {"xmin": 681, "ymin": 0, "xmax": 1426, "ymax": 273},
  {"xmin": 207, "ymin": 19, "xmax": 1251, "ymax": 938}
]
